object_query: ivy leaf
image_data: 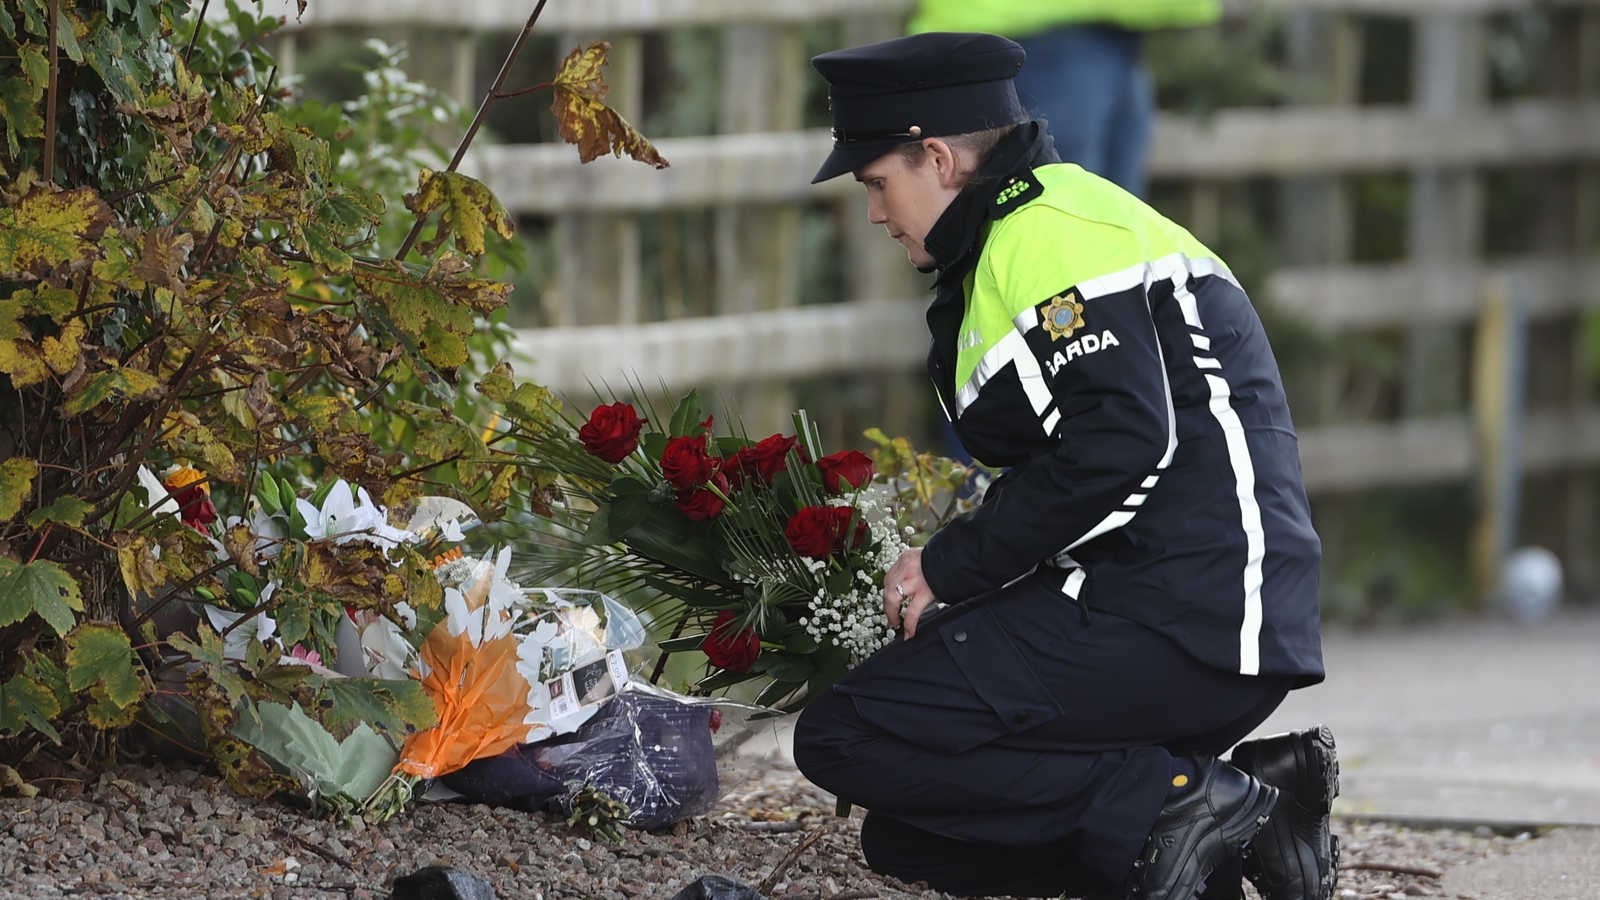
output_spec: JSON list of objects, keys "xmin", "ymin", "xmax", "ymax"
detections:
[
  {"xmin": 0, "ymin": 674, "xmax": 60, "ymax": 741},
  {"xmin": 26, "ymin": 494, "xmax": 94, "ymax": 528},
  {"xmin": 0, "ymin": 316, "xmax": 87, "ymax": 388},
  {"xmin": 0, "ymin": 77, "xmax": 43, "ymax": 157},
  {"xmin": 84, "ymin": 684, "xmax": 139, "ymax": 727},
  {"xmin": 0, "ymin": 559, "xmax": 84, "ymax": 636},
  {"xmin": 403, "ymin": 169, "xmax": 514, "ymax": 258},
  {"xmin": 168, "ymin": 625, "xmax": 251, "ymax": 708},
  {"xmin": 62, "ymin": 363, "xmax": 163, "ymax": 416},
  {"xmin": 0, "ymin": 184, "xmax": 115, "ymax": 279},
  {"xmin": 550, "ymin": 42, "xmax": 668, "ymax": 169},
  {"xmin": 26, "ymin": 651, "xmax": 72, "ymax": 710},
  {"xmin": 65, "ymin": 622, "xmax": 144, "ymax": 709},
  {"xmin": 17, "ymin": 44, "xmax": 48, "ymax": 96},
  {"xmin": 0, "ymin": 456, "xmax": 39, "ymax": 522},
  {"xmin": 353, "ymin": 259, "xmax": 509, "ymax": 375},
  {"xmin": 311, "ymin": 677, "xmax": 437, "ymax": 741}
]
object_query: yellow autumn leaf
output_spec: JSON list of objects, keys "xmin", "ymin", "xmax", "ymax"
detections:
[
  {"xmin": 403, "ymin": 169, "xmax": 514, "ymax": 258},
  {"xmin": 0, "ymin": 184, "xmax": 115, "ymax": 279},
  {"xmin": 550, "ymin": 42, "xmax": 669, "ymax": 169}
]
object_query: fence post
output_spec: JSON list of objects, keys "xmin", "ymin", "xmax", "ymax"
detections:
[
  {"xmin": 550, "ymin": 31, "xmax": 642, "ymax": 329},
  {"xmin": 1471, "ymin": 276, "xmax": 1529, "ymax": 601},
  {"xmin": 714, "ymin": 22, "xmax": 806, "ymax": 435},
  {"xmin": 1404, "ymin": 12, "xmax": 1483, "ymax": 420}
]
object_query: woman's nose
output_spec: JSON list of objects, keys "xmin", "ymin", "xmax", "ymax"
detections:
[{"xmin": 867, "ymin": 199, "xmax": 888, "ymax": 225}]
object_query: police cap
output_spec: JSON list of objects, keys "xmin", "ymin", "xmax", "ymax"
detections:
[{"xmin": 810, "ymin": 32, "xmax": 1027, "ymax": 184}]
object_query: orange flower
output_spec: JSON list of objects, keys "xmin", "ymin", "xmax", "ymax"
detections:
[{"xmin": 396, "ymin": 626, "xmax": 543, "ymax": 779}]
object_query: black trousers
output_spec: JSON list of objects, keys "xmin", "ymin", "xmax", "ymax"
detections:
[{"xmin": 793, "ymin": 575, "xmax": 1291, "ymax": 898}]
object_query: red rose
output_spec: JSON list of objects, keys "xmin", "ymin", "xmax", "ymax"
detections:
[
  {"xmin": 785, "ymin": 506, "xmax": 862, "ymax": 558},
  {"xmin": 171, "ymin": 485, "xmax": 217, "ymax": 530},
  {"xmin": 701, "ymin": 610, "xmax": 761, "ymax": 672},
  {"xmin": 579, "ymin": 403, "xmax": 646, "ymax": 463},
  {"xmin": 817, "ymin": 450, "xmax": 876, "ymax": 493},
  {"xmin": 662, "ymin": 436, "xmax": 717, "ymax": 490},
  {"xmin": 746, "ymin": 434, "xmax": 802, "ymax": 483},
  {"xmin": 676, "ymin": 473, "xmax": 729, "ymax": 521},
  {"xmin": 721, "ymin": 448, "xmax": 753, "ymax": 490},
  {"xmin": 834, "ymin": 506, "xmax": 868, "ymax": 550}
]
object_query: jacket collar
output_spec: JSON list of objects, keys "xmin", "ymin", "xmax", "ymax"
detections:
[{"xmin": 921, "ymin": 120, "xmax": 1059, "ymax": 285}]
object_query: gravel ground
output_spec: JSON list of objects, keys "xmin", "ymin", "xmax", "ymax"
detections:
[{"xmin": 0, "ymin": 760, "xmax": 1532, "ymax": 900}]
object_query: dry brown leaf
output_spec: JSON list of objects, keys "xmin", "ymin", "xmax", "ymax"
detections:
[{"xmin": 550, "ymin": 42, "xmax": 669, "ymax": 169}]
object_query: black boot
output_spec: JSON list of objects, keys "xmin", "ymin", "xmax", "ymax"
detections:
[
  {"xmin": 1124, "ymin": 757, "xmax": 1278, "ymax": 900},
  {"xmin": 1230, "ymin": 725, "xmax": 1340, "ymax": 900}
]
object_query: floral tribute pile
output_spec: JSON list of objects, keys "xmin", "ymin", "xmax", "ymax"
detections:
[
  {"xmin": 130, "ymin": 467, "xmax": 646, "ymax": 824},
  {"xmin": 529, "ymin": 391, "xmax": 935, "ymax": 710}
]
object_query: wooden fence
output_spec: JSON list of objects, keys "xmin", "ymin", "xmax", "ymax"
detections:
[{"xmin": 268, "ymin": 0, "xmax": 1600, "ymax": 587}]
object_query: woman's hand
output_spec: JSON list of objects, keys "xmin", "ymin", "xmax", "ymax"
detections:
[{"xmin": 883, "ymin": 548, "xmax": 939, "ymax": 639}]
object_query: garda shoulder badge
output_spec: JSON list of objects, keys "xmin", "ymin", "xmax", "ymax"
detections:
[
  {"xmin": 992, "ymin": 174, "xmax": 1043, "ymax": 217},
  {"xmin": 1042, "ymin": 292, "xmax": 1086, "ymax": 341}
]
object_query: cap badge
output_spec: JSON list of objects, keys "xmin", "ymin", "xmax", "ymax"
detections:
[{"xmin": 1042, "ymin": 292, "xmax": 1086, "ymax": 341}]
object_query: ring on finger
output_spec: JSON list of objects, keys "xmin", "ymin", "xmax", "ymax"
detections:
[{"xmin": 895, "ymin": 582, "xmax": 909, "ymax": 601}]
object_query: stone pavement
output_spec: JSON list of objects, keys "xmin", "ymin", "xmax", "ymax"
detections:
[
  {"xmin": 1440, "ymin": 827, "xmax": 1600, "ymax": 900},
  {"xmin": 1252, "ymin": 606, "xmax": 1600, "ymax": 826}
]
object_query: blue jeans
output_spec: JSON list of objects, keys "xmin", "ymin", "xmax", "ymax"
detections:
[{"xmin": 1013, "ymin": 25, "xmax": 1153, "ymax": 197}]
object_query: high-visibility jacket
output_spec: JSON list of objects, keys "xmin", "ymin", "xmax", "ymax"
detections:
[
  {"xmin": 910, "ymin": 0, "xmax": 1222, "ymax": 37},
  {"xmin": 918, "ymin": 122, "xmax": 1324, "ymax": 683}
]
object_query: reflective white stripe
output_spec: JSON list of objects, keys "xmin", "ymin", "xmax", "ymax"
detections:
[
  {"xmin": 1066, "ymin": 510, "xmax": 1136, "ymax": 551},
  {"xmin": 1189, "ymin": 255, "xmax": 1242, "ymax": 290},
  {"xmin": 1173, "ymin": 274, "xmax": 1203, "ymax": 328},
  {"xmin": 1125, "ymin": 493, "xmax": 1148, "ymax": 507},
  {"xmin": 1190, "ymin": 334, "xmax": 1211, "ymax": 350},
  {"xmin": 1073, "ymin": 253, "xmax": 1236, "ymax": 303},
  {"xmin": 1141, "ymin": 475, "xmax": 1160, "ymax": 488},
  {"xmin": 955, "ymin": 330, "xmax": 1052, "ymax": 416},
  {"xmin": 1193, "ymin": 356, "xmax": 1221, "ymax": 369},
  {"xmin": 1062, "ymin": 567, "xmax": 1087, "ymax": 600},
  {"xmin": 1014, "ymin": 307, "xmax": 1039, "ymax": 333},
  {"xmin": 1204, "ymin": 373, "xmax": 1265, "ymax": 676},
  {"xmin": 1074, "ymin": 261, "xmax": 1150, "ymax": 300},
  {"xmin": 1152, "ymin": 299, "xmax": 1179, "ymax": 471},
  {"xmin": 1042, "ymin": 408, "xmax": 1061, "ymax": 435}
]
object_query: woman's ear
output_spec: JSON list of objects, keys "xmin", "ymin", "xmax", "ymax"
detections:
[{"xmin": 925, "ymin": 138, "xmax": 963, "ymax": 189}]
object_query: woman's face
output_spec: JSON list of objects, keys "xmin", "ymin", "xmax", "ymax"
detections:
[{"xmin": 854, "ymin": 139, "xmax": 965, "ymax": 269}]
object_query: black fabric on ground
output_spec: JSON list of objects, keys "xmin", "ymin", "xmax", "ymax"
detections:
[{"xmin": 793, "ymin": 575, "xmax": 1291, "ymax": 893}]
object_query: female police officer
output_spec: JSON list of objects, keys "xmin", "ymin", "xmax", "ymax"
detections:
[{"xmin": 792, "ymin": 33, "xmax": 1339, "ymax": 900}]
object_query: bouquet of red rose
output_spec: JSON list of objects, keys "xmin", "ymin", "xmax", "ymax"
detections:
[{"xmin": 530, "ymin": 390, "xmax": 909, "ymax": 709}]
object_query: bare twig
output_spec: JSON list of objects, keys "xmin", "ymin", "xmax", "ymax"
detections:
[
  {"xmin": 272, "ymin": 827, "xmax": 353, "ymax": 869},
  {"xmin": 182, "ymin": 0, "xmax": 212, "ymax": 64},
  {"xmin": 393, "ymin": 0, "xmax": 551, "ymax": 260},
  {"xmin": 757, "ymin": 822, "xmax": 833, "ymax": 895},
  {"xmin": 492, "ymin": 80, "xmax": 552, "ymax": 100},
  {"xmin": 649, "ymin": 612, "xmax": 690, "ymax": 685},
  {"xmin": 1342, "ymin": 862, "xmax": 1443, "ymax": 879},
  {"xmin": 42, "ymin": 0, "xmax": 58, "ymax": 182},
  {"xmin": 743, "ymin": 820, "xmax": 804, "ymax": 834}
]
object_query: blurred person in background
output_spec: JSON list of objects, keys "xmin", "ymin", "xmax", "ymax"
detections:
[
  {"xmin": 793, "ymin": 32, "xmax": 1336, "ymax": 900},
  {"xmin": 909, "ymin": 0, "xmax": 1222, "ymax": 197}
]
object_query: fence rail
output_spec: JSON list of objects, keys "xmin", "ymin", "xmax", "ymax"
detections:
[
  {"xmin": 467, "ymin": 100, "xmax": 1600, "ymax": 214},
  {"xmin": 262, "ymin": 0, "xmax": 1600, "ymax": 30}
]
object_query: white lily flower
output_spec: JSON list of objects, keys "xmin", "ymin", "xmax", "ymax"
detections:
[
  {"xmin": 203, "ymin": 585, "xmax": 278, "ymax": 660},
  {"xmin": 296, "ymin": 480, "xmax": 416, "ymax": 549},
  {"xmin": 137, "ymin": 466, "xmax": 180, "ymax": 518},
  {"xmin": 358, "ymin": 612, "xmax": 417, "ymax": 680}
]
